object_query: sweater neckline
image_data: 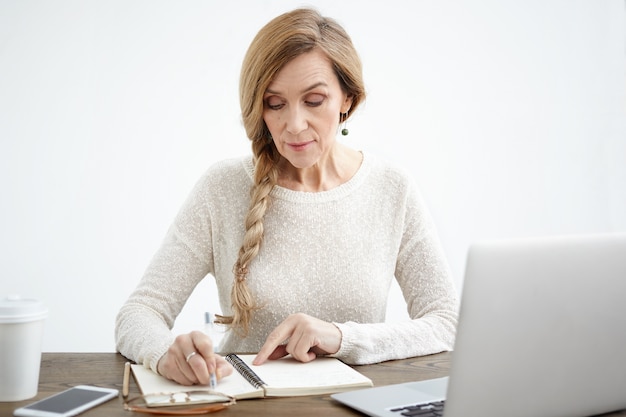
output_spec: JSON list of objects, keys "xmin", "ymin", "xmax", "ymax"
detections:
[{"xmin": 242, "ymin": 152, "xmax": 371, "ymax": 203}]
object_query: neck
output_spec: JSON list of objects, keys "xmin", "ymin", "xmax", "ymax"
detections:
[{"xmin": 277, "ymin": 145, "xmax": 362, "ymax": 192}]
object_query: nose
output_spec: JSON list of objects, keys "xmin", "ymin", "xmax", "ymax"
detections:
[{"xmin": 285, "ymin": 107, "xmax": 307, "ymax": 135}]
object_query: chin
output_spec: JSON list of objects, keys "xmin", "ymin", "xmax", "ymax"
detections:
[{"xmin": 280, "ymin": 149, "xmax": 320, "ymax": 169}]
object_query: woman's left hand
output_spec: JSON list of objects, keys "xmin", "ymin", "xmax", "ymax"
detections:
[{"xmin": 252, "ymin": 313, "xmax": 342, "ymax": 365}]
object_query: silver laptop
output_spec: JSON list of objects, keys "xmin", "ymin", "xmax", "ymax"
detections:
[{"xmin": 332, "ymin": 233, "xmax": 626, "ymax": 417}]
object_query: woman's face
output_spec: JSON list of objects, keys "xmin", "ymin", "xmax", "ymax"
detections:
[{"xmin": 262, "ymin": 49, "xmax": 352, "ymax": 170}]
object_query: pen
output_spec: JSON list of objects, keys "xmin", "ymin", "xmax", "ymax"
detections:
[
  {"xmin": 210, "ymin": 372, "xmax": 217, "ymax": 390},
  {"xmin": 205, "ymin": 311, "xmax": 218, "ymax": 389},
  {"xmin": 122, "ymin": 362, "xmax": 131, "ymax": 398}
]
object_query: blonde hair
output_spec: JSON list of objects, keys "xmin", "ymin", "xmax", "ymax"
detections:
[{"xmin": 215, "ymin": 8, "xmax": 366, "ymax": 336}]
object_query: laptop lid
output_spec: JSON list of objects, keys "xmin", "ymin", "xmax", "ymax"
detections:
[
  {"xmin": 444, "ymin": 233, "xmax": 626, "ymax": 417},
  {"xmin": 332, "ymin": 233, "xmax": 626, "ymax": 417}
]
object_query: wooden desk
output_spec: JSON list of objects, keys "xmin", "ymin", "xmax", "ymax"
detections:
[
  {"xmin": 2, "ymin": 352, "xmax": 625, "ymax": 417},
  {"xmin": 1, "ymin": 352, "xmax": 450, "ymax": 417}
]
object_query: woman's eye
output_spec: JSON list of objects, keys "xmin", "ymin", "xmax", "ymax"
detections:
[
  {"xmin": 265, "ymin": 97, "xmax": 284, "ymax": 110},
  {"xmin": 305, "ymin": 94, "xmax": 325, "ymax": 107}
]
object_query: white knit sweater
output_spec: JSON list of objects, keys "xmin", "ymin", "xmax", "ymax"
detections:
[{"xmin": 115, "ymin": 153, "xmax": 459, "ymax": 372}]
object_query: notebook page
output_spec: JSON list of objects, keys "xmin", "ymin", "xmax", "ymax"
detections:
[{"xmin": 236, "ymin": 354, "xmax": 373, "ymax": 396}]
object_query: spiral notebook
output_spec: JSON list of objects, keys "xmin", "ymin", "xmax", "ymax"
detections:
[{"xmin": 131, "ymin": 353, "xmax": 372, "ymax": 404}]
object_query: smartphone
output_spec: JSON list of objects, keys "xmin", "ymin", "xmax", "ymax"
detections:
[{"xmin": 13, "ymin": 385, "xmax": 119, "ymax": 417}]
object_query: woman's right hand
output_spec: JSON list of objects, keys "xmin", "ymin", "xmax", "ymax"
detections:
[{"xmin": 157, "ymin": 330, "xmax": 233, "ymax": 386}]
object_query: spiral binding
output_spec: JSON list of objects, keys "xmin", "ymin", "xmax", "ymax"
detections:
[{"xmin": 225, "ymin": 354, "xmax": 266, "ymax": 389}]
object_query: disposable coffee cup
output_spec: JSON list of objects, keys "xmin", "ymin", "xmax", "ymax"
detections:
[{"xmin": 0, "ymin": 295, "xmax": 48, "ymax": 401}]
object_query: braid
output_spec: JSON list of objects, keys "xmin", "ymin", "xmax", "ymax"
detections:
[{"xmin": 215, "ymin": 141, "xmax": 279, "ymax": 336}]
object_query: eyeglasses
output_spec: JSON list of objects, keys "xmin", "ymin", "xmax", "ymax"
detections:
[{"xmin": 123, "ymin": 390, "xmax": 236, "ymax": 415}]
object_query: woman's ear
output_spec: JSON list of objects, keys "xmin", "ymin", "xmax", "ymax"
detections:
[{"xmin": 341, "ymin": 94, "xmax": 354, "ymax": 115}]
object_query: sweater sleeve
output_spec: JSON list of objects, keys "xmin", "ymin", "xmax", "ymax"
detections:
[
  {"xmin": 115, "ymin": 176, "xmax": 214, "ymax": 372},
  {"xmin": 331, "ymin": 175, "xmax": 459, "ymax": 365}
]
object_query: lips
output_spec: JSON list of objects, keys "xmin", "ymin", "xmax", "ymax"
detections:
[{"xmin": 287, "ymin": 140, "xmax": 314, "ymax": 151}]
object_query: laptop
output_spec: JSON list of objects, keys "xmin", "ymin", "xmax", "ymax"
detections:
[{"xmin": 332, "ymin": 233, "xmax": 626, "ymax": 417}]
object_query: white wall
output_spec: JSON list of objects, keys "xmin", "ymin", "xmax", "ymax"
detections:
[{"xmin": 1, "ymin": 0, "xmax": 624, "ymax": 352}]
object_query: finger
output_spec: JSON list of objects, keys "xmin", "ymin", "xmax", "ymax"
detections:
[
  {"xmin": 215, "ymin": 356, "xmax": 235, "ymax": 380},
  {"xmin": 188, "ymin": 331, "xmax": 213, "ymax": 385},
  {"xmin": 159, "ymin": 348, "xmax": 197, "ymax": 386},
  {"xmin": 158, "ymin": 352, "xmax": 194, "ymax": 386},
  {"xmin": 253, "ymin": 322, "xmax": 294, "ymax": 365},
  {"xmin": 285, "ymin": 329, "xmax": 316, "ymax": 363},
  {"xmin": 266, "ymin": 344, "xmax": 289, "ymax": 361},
  {"xmin": 174, "ymin": 335, "xmax": 204, "ymax": 385}
]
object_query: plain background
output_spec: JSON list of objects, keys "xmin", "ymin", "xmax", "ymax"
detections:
[{"xmin": 1, "ymin": 0, "xmax": 625, "ymax": 352}]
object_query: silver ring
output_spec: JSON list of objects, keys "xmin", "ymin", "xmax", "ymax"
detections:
[{"xmin": 185, "ymin": 351, "xmax": 197, "ymax": 363}]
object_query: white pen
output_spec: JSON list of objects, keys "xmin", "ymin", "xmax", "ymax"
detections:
[{"xmin": 205, "ymin": 312, "xmax": 218, "ymax": 389}]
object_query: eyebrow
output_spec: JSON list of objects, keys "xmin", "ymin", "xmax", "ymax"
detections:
[{"xmin": 265, "ymin": 81, "xmax": 327, "ymax": 96}]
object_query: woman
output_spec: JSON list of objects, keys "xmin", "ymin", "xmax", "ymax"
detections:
[{"xmin": 115, "ymin": 7, "xmax": 458, "ymax": 386}]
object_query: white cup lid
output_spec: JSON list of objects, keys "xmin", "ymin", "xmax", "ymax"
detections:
[{"xmin": 0, "ymin": 295, "xmax": 48, "ymax": 323}]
